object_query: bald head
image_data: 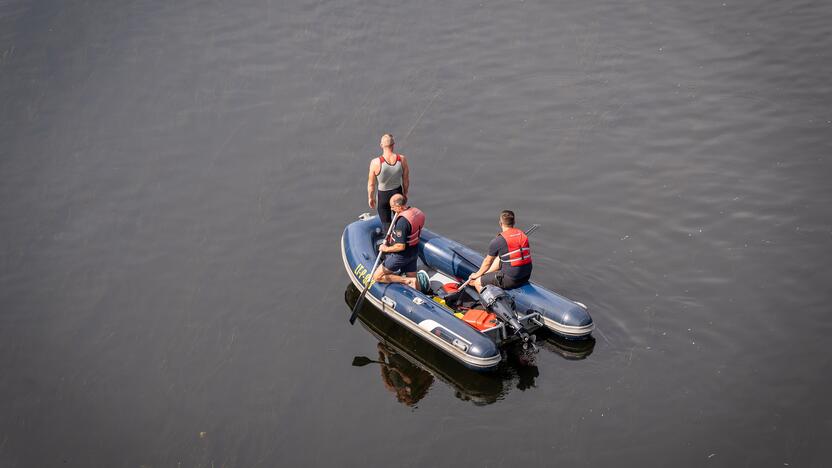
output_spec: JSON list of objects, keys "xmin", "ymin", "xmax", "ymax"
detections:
[
  {"xmin": 390, "ymin": 193, "xmax": 407, "ymax": 208},
  {"xmin": 380, "ymin": 134, "xmax": 395, "ymax": 149}
]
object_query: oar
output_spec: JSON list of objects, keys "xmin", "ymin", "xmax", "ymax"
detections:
[
  {"xmin": 352, "ymin": 356, "xmax": 384, "ymax": 367},
  {"xmin": 349, "ymin": 213, "xmax": 399, "ymax": 325}
]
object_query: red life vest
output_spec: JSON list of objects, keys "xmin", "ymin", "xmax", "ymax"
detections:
[
  {"xmin": 392, "ymin": 207, "xmax": 425, "ymax": 247},
  {"xmin": 499, "ymin": 228, "xmax": 532, "ymax": 266}
]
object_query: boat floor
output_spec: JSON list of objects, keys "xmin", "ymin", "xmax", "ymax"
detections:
[{"xmin": 411, "ymin": 262, "xmax": 518, "ymax": 341}]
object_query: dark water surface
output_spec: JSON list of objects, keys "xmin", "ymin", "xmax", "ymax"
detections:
[{"xmin": 2, "ymin": 0, "xmax": 832, "ymax": 466}]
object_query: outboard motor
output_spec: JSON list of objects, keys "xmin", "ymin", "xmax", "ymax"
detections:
[{"xmin": 480, "ymin": 285, "xmax": 533, "ymax": 346}]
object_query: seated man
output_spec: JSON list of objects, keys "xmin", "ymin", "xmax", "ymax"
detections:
[
  {"xmin": 372, "ymin": 194, "xmax": 425, "ymax": 289},
  {"xmin": 468, "ymin": 210, "xmax": 533, "ymax": 292}
]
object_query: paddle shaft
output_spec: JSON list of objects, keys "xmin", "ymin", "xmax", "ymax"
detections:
[{"xmin": 349, "ymin": 213, "xmax": 399, "ymax": 324}]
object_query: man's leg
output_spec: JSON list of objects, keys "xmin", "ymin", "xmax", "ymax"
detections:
[
  {"xmin": 379, "ymin": 270, "xmax": 416, "ymax": 288},
  {"xmin": 473, "ymin": 257, "xmax": 501, "ymax": 292},
  {"xmin": 373, "ymin": 265, "xmax": 417, "ymax": 288},
  {"xmin": 403, "ymin": 257, "xmax": 419, "ymax": 289},
  {"xmin": 377, "ymin": 187, "xmax": 402, "ymax": 234},
  {"xmin": 377, "ymin": 189, "xmax": 393, "ymax": 234},
  {"xmin": 404, "ymin": 256, "xmax": 418, "ymax": 279},
  {"xmin": 499, "ymin": 274, "xmax": 529, "ymax": 290},
  {"xmin": 475, "ymin": 271, "xmax": 500, "ymax": 293}
]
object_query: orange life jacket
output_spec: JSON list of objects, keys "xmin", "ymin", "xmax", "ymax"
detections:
[
  {"xmin": 391, "ymin": 207, "xmax": 425, "ymax": 247},
  {"xmin": 499, "ymin": 228, "xmax": 531, "ymax": 266}
]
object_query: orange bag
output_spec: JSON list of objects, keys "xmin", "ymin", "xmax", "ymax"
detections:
[{"xmin": 462, "ymin": 309, "xmax": 499, "ymax": 331}]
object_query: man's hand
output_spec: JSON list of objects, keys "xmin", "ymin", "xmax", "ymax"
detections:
[
  {"xmin": 468, "ymin": 272, "xmax": 481, "ymax": 281},
  {"xmin": 368, "ymin": 197, "xmax": 376, "ymax": 209}
]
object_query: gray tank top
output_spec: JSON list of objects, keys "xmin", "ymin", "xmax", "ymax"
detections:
[{"xmin": 376, "ymin": 155, "xmax": 403, "ymax": 191}]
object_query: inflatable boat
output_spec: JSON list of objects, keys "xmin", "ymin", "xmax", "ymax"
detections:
[
  {"xmin": 346, "ymin": 283, "xmax": 596, "ymax": 405},
  {"xmin": 341, "ymin": 213, "xmax": 594, "ymax": 371}
]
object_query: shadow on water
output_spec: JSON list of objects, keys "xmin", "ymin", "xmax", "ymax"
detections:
[{"xmin": 344, "ymin": 284, "xmax": 595, "ymax": 406}]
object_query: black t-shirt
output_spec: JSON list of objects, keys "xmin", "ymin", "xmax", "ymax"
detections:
[
  {"xmin": 488, "ymin": 234, "xmax": 532, "ymax": 280},
  {"xmin": 390, "ymin": 217, "xmax": 418, "ymax": 258}
]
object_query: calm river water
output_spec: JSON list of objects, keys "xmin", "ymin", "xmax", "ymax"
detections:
[{"xmin": 2, "ymin": 0, "xmax": 831, "ymax": 466}]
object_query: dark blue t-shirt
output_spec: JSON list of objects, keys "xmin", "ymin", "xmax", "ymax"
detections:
[
  {"xmin": 488, "ymin": 234, "xmax": 532, "ymax": 280},
  {"xmin": 390, "ymin": 217, "xmax": 418, "ymax": 258}
]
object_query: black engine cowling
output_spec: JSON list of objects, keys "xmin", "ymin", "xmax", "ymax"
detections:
[{"xmin": 479, "ymin": 285, "xmax": 527, "ymax": 338}]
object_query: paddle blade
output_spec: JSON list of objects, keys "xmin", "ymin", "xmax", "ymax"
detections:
[{"xmin": 352, "ymin": 356, "xmax": 374, "ymax": 367}]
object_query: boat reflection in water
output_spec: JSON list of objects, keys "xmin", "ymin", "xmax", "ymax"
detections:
[
  {"xmin": 352, "ymin": 341, "xmax": 434, "ymax": 407},
  {"xmin": 539, "ymin": 332, "xmax": 596, "ymax": 361},
  {"xmin": 345, "ymin": 284, "xmax": 595, "ymax": 406}
]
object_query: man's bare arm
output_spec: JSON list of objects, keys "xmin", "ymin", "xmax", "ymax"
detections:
[
  {"xmin": 470, "ymin": 255, "xmax": 496, "ymax": 279},
  {"xmin": 367, "ymin": 159, "xmax": 378, "ymax": 208},
  {"xmin": 380, "ymin": 242, "xmax": 406, "ymax": 253},
  {"xmin": 485, "ymin": 257, "xmax": 501, "ymax": 273},
  {"xmin": 401, "ymin": 156, "xmax": 410, "ymax": 196}
]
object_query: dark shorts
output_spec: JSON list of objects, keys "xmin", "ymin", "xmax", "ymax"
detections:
[
  {"xmin": 480, "ymin": 271, "xmax": 530, "ymax": 289},
  {"xmin": 382, "ymin": 253, "xmax": 418, "ymax": 274}
]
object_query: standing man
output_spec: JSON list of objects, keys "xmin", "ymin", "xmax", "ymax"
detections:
[
  {"xmin": 468, "ymin": 210, "xmax": 533, "ymax": 292},
  {"xmin": 368, "ymin": 134, "xmax": 410, "ymax": 233},
  {"xmin": 372, "ymin": 194, "xmax": 424, "ymax": 289}
]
